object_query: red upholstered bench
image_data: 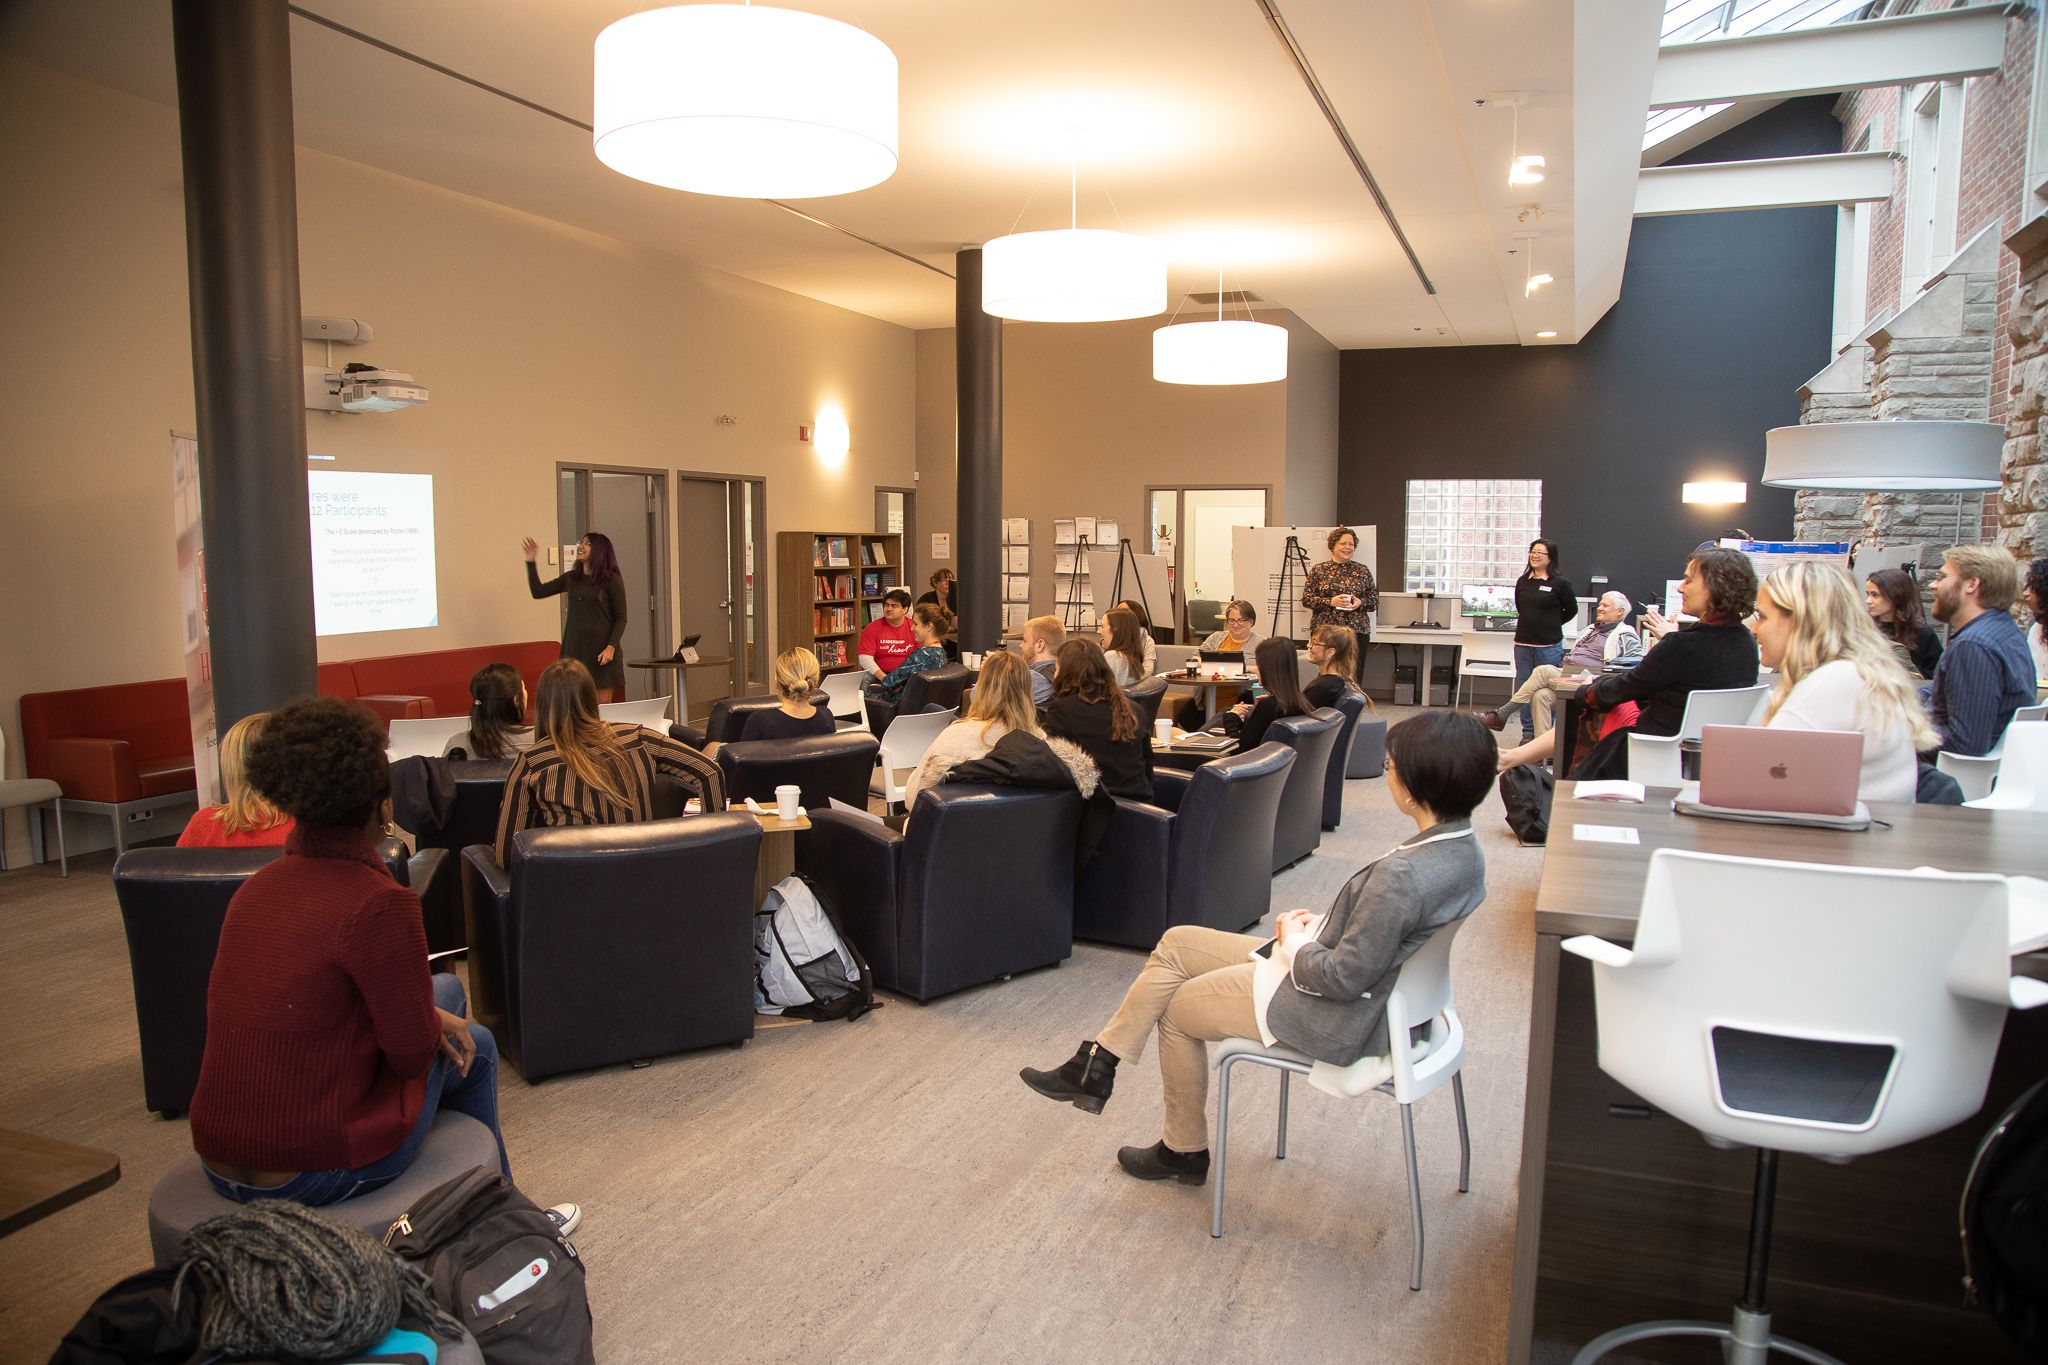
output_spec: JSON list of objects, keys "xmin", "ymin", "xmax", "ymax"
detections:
[
  {"xmin": 318, "ymin": 661, "xmax": 431, "ymax": 724},
  {"xmin": 343, "ymin": 641, "xmax": 558, "ymax": 719},
  {"xmin": 19, "ymin": 679, "xmax": 197, "ymax": 857}
]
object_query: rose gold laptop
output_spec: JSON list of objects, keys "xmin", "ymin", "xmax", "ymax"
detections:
[{"xmin": 1697, "ymin": 725, "xmax": 1864, "ymax": 817}]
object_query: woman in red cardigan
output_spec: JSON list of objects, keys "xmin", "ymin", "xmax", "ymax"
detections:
[{"xmin": 188, "ymin": 696, "xmax": 574, "ymax": 1229}]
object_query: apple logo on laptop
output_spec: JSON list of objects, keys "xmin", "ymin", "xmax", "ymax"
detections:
[{"xmin": 1769, "ymin": 763, "xmax": 1789, "ymax": 779}]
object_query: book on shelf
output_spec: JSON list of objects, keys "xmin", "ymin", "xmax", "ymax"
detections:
[
  {"xmin": 861, "ymin": 569, "xmax": 883, "ymax": 596},
  {"xmin": 814, "ymin": 534, "xmax": 851, "ymax": 568},
  {"xmin": 815, "ymin": 639, "xmax": 848, "ymax": 668},
  {"xmin": 861, "ymin": 540, "xmax": 890, "ymax": 567},
  {"xmin": 813, "ymin": 605, "xmax": 855, "ymax": 634},
  {"xmin": 815, "ymin": 572, "xmax": 853, "ymax": 599}
]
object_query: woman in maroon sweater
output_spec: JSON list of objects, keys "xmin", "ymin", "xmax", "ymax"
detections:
[{"xmin": 189, "ymin": 697, "xmax": 566, "ymax": 1221}]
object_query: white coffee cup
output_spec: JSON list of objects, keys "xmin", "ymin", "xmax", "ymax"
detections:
[
  {"xmin": 1155, "ymin": 718, "xmax": 1174, "ymax": 746},
  {"xmin": 774, "ymin": 784, "xmax": 801, "ymax": 821}
]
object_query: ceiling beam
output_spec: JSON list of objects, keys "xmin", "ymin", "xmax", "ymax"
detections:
[
  {"xmin": 1649, "ymin": 5, "xmax": 2008, "ymax": 110},
  {"xmin": 1634, "ymin": 151, "xmax": 1896, "ymax": 217}
]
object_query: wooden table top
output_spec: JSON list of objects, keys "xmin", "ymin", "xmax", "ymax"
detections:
[
  {"xmin": 749, "ymin": 809, "xmax": 812, "ymax": 833},
  {"xmin": 1157, "ymin": 672, "xmax": 1251, "ymax": 687},
  {"xmin": 0, "ymin": 1129, "xmax": 119, "ymax": 1238},
  {"xmin": 1535, "ymin": 780, "xmax": 2048, "ymax": 940}
]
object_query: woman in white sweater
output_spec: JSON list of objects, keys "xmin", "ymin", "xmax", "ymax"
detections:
[
  {"xmin": 1751, "ymin": 561, "xmax": 1938, "ymax": 805},
  {"xmin": 902, "ymin": 650, "xmax": 1042, "ymax": 809}
]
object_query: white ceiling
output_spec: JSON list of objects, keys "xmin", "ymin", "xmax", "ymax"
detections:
[{"xmin": 0, "ymin": 0, "xmax": 1666, "ymax": 348}]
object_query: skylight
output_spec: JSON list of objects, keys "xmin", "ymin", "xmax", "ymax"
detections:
[{"xmin": 1648, "ymin": 0, "xmax": 1875, "ymax": 153}]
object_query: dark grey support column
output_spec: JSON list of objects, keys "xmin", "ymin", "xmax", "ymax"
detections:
[
  {"xmin": 173, "ymin": 0, "xmax": 317, "ymax": 728},
  {"xmin": 955, "ymin": 248, "xmax": 1003, "ymax": 652}
]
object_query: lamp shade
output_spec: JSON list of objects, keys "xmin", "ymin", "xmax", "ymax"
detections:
[
  {"xmin": 593, "ymin": 5, "xmax": 898, "ymax": 199},
  {"xmin": 1763, "ymin": 420, "xmax": 2003, "ymax": 491},
  {"xmin": 1152, "ymin": 320, "xmax": 1288, "ymax": 385},
  {"xmin": 981, "ymin": 229, "xmax": 1167, "ymax": 322}
]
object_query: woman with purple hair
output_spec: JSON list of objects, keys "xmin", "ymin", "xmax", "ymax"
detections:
[{"xmin": 520, "ymin": 531, "xmax": 629, "ymax": 702}]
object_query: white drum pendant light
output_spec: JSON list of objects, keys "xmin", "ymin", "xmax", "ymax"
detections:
[
  {"xmin": 983, "ymin": 150, "xmax": 1165, "ymax": 322},
  {"xmin": 1153, "ymin": 265, "xmax": 1287, "ymax": 385},
  {"xmin": 593, "ymin": 4, "xmax": 898, "ymax": 199},
  {"xmin": 1763, "ymin": 421, "xmax": 2003, "ymax": 490}
]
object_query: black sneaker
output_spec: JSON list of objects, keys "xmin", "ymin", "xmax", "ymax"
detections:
[
  {"xmin": 1020, "ymin": 1041, "xmax": 1118, "ymax": 1114},
  {"xmin": 1116, "ymin": 1141, "xmax": 1210, "ymax": 1185}
]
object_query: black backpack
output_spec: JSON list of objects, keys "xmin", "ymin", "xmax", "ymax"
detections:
[
  {"xmin": 382, "ymin": 1168, "xmax": 595, "ymax": 1365},
  {"xmin": 1498, "ymin": 763, "xmax": 1554, "ymax": 845},
  {"xmin": 1962, "ymin": 1076, "xmax": 2048, "ymax": 1356}
]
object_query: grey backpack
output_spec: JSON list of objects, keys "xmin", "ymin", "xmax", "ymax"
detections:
[{"xmin": 755, "ymin": 875, "xmax": 878, "ymax": 1021}]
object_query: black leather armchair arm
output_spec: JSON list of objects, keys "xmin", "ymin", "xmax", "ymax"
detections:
[
  {"xmin": 460, "ymin": 846, "xmax": 514, "ymax": 1037},
  {"xmin": 795, "ymin": 810, "xmax": 906, "ymax": 991},
  {"xmin": 1073, "ymin": 797, "xmax": 1176, "ymax": 948},
  {"xmin": 1151, "ymin": 767, "xmax": 1192, "ymax": 812}
]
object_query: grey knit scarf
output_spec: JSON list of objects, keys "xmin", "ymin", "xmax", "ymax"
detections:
[{"xmin": 175, "ymin": 1200, "xmax": 462, "ymax": 1359}]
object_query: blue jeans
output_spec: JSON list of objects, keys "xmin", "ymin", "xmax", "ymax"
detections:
[
  {"xmin": 1510, "ymin": 643, "xmax": 1565, "ymax": 740},
  {"xmin": 205, "ymin": 974, "xmax": 510, "ymax": 1207}
]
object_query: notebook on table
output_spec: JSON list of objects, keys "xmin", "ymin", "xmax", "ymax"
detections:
[{"xmin": 1674, "ymin": 724, "xmax": 1871, "ymax": 830}]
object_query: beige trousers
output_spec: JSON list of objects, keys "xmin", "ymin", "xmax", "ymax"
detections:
[
  {"xmin": 1503, "ymin": 663, "xmax": 1564, "ymax": 738},
  {"xmin": 1097, "ymin": 925, "xmax": 1264, "ymax": 1153}
]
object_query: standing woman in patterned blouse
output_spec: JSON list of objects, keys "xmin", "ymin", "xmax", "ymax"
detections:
[
  {"xmin": 1301, "ymin": 526, "xmax": 1378, "ymax": 641},
  {"xmin": 494, "ymin": 659, "xmax": 725, "ymax": 865}
]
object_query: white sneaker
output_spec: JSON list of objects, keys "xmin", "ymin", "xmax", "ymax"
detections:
[{"xmin": 545, "ymin": 1203, "xmax": 582, "ymax": 1237}]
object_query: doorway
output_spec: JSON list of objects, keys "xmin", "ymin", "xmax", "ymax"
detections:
[
  {"xmin": 675, "ymin": 473, "xmax": 767, "ymax": 723},
  {"xmin": 556, "ymin": 465, "xmax": 670, "ymax": 700},
  {"xmin": 1145, "ymin": 486, "xmax": 1271, "ymax": 638},
  {"xmin": 876, "ymin": 486, "xmax": 916, "ymax": 588}
]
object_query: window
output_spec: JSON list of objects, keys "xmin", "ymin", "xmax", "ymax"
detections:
[
  {"xmin": 1900, "ymin": 80, "xmax": 1964, "ymax": 305},
  {"xmin": 1832, "ymin": 127, "xmax": 1873, "ymax": 352},
  {"xmin": 1403, "ymin": 479, "xmax": 1543, "ymax": 594}
]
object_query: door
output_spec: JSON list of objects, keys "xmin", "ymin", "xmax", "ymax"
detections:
[
  {"xmin": 1145, "ymin": 486, "xmax": 1271, "ymax": 638},
  {"xmin": 675, "ymin": 474, "xmax": 767, "ymax": 722},
  {"xmin": 556, "ymin": 466, "xmax": 669, "ymax": 700},
  {"xmin": 876, "ymin": 486, "xmax": 915, "ymax": 587}
]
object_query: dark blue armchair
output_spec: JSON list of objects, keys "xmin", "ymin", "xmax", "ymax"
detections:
[{"xmin": 1266, "ymin": 708, "xmax": 1344, "ymax": 870}]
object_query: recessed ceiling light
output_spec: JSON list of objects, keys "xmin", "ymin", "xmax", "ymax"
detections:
[{"xmin": 1535, "ymin": 330, "xmax": 1557, "ymax": 339}]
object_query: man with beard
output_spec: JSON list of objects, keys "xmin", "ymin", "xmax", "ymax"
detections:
[{"xmin": 1927, "ymin": 545, "xmax": 2035, "ymax": 756}]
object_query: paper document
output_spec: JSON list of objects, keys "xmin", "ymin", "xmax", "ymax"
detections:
[
  {"xmin": 1572, "ymin": 780, "xmax": 1645, "ymax": 803},
  {"xmin": 828, "ymin": 797, "xmax": 885, "ymax": 824},
  {"xmin": 1571, "ymin": 825, "xmax": 1639, "ymax": 845}
]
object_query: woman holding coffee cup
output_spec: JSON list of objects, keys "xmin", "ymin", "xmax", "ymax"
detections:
[{"xmin": 1301, "ymin": 527, "xmax": 1377, "ymax": 641}]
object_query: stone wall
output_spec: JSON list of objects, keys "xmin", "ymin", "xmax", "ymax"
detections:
[{"xmin": 2005, "ymin": 217, "xmax": 2048, "ymax": 561}]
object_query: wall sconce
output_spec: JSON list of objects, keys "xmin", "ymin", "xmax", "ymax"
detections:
[
  {"xmin": 1682, "ymin": 481, "xmax": 1747, "ymax": 505},
  {"xmin": 814, "ymin": 406, "xmax": 850, "ymax": 466}
]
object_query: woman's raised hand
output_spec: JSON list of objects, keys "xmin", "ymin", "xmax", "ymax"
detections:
[{"xmin": 520, "ymin": 537, "xmax": 539, "ymax": 563}]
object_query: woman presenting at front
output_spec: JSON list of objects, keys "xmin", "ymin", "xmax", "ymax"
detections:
[
  {"xmin": 1019, "ymin": 712, "xmax": 1492, "ymax": 1183},
  {"xmin": 1300, "ymin": 526, "xmax": 1377, "ymax": 640},
  {"xmin": 521, "ymin": 532, "xmax": 628, "ymax": 703},
  {"xmin": 1507, "ymin": 539, "xmax": 1576, "ymax": 744}
]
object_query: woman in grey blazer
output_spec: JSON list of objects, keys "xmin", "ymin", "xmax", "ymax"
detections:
[{"xmin": 1021, "ymin": 710, "xmax": 1494, "ymax": 1184}]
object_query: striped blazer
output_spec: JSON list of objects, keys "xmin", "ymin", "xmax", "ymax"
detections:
[{"xmin": 493, "ymin": 723, "xmax": 726, "ymax": 865}]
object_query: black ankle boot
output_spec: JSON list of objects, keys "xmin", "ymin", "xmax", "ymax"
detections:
[
  {"xmin": 1116, "ymin": 1141, "xmax": 1210, "ymax": 1185},
  {"xmin": 1019, "ymin": 1040, "xmax": 1118, "ymax": 1114}
]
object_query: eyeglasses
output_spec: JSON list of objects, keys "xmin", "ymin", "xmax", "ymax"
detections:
[{"xmin": 1225, "ymin": 615, "xmax": 1247, "ymax": 626}]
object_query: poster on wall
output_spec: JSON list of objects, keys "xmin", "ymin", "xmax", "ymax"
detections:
[{"xmin": 171, "ymin": 431, "xmax": 220, "ymax": 805}]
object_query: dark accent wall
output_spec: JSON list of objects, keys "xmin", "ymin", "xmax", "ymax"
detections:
[{"xmin": 1338, "ymin": 97, "xmax": 1842, "ymax": 609}]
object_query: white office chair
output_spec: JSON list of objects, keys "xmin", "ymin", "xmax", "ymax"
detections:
[
  {"xmin": 1563, "ymin": 850, "xmax": 2048, "ymax": 1365},
  {"xmin": 1964, "ymin": 720, "xmax": 2048, "ymax": 812},
  {"xmin": 384, "ymin": 715, "xmax": 475, "ymax": 762},
  {"xmin": 1452, "ymin": 631, "xmax": 1515, "ymax": 708},
  {"xmin": 1625, "ymin": 683, "xmax": 1772, "ymax": 787},
  {"xmin": 819, "ymin": 670, "xmax": 871, "ymax": 733},
  {"xmin": 597, "ymin": 697, "xmax": 672, "ymax": 731},
  {"xmin": 869, "ymin": 706, "xmax": 957, "ymax": 812},
  {"xmin": 1939, "ymin": 703, "xmax": 2048, "ymax": 802},
  {"xmin": 1210, "ymin": 916, "xmax": 1473, "ymax": 1292},
  {"xmin": 0, "ymin": 723, "xmax": 66, "ymax": 876}
]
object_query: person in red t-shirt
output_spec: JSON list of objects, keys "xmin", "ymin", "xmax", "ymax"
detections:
[
  {"xmin": 858, "ymin": 588, "xmax": 918, "ymax": 684},
  {"xmin": 176, "ymin": 712, "xmax": 296, "ymax": 849},
  {"xmin": 188, "ymin": 696, "xmax": 578, "ymax": 1231}
]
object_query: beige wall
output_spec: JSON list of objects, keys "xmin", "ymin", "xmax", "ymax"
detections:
[
  {"xmin": 0, "ymin": 57, "xmax": 915, "ymax": 859},
  {"xmin": 914, "ymin": 309, "xmax": 1339, "ymax": 633}
]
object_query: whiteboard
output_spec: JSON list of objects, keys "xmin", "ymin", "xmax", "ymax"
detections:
[
  {"xmin": 1084, "ymin": 548, "xmax": 1172, "ymax": 630},
  {"xmin": 1231, "ymin": 525, "xmax": 1379, "ymax": 641}
]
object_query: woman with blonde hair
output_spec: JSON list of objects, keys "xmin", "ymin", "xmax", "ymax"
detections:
[
  {"xmin": 1751, "ymin": 560, "xmax": 1938, "ymax": 805},
  {"xmin": 1304, "ymin": 623, "xmax": 1373, "ymax": 713},
  {"xmin": 903, "ymin": 650, "xmax": 1043, "ymax": 807},
  {"xmin": 736, "ymin": 647, "xmax": 833, "ymax": 742},
  {"xmin": 178, "ymin": 712, "xmax": 295, "ymax": 848},
  {"xmin": 494, "ymin": 659, "xmax": 725, "ymax": 864}
]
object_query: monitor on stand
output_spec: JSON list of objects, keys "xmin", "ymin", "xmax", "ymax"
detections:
[{"xmin": 1461, "ymin": 585, "xmax": 1516, "ymax": 632}]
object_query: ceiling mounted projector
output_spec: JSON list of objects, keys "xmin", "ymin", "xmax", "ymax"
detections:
[{"xmin": 305, "ymin": 364, "xmax": 429, "ymax": 414}]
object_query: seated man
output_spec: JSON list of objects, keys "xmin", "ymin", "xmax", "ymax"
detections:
[
  {"xmin": 1927, "ymin": 545, "xmax": 2036, "ymax": 757},
  {"xmin": 1477, "ymin": 591, "xmax": 1642, "ymax": 737},
  {"xmin": 1020, "ymin": 615, "xmax": 1066, "ymax": 706},
  {"xmin": 857, "ymin": 589, "xmax": 918, "ymax": 687}
]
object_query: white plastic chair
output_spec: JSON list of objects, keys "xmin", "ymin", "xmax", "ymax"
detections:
[
  {"xmin": 597, "ymin": 697, "xmax": 672, "ymax": 731},
  {"xmin": 819, "ymin": 671, "xmax": 871, "ymax": 733},
  {"xmin": 1939, "ymin": 703, "xmax": 2048, "ymax": 801},
  {"xmin": 384, "ymin": 715, "xmax": 475, "ymax": 762},
  {"xmin": 0, "ymin": 723, "xmax": 66, "ymax": 876},
  {"xmin": 1964, "ymin": 720, "xmax": 2048, "ymax": 811},
  {"xmin": 1563, "ymin": 850, "xmax": 2047, "ymax": 1364},
  {"xmin": 869, "ymin": 706, "xmax": 957, "ymax": 812},
  {"xmin": 1625, "ymin": 683, "xmax": 1772, "ymax": 787},
  {"xmin": 1210, "ymin": 916, "xmax": 1473, "ymax": 1292},
  {"xmin": 1453, "ymin": 631, "xmax": 1515, "ymax": 707}
]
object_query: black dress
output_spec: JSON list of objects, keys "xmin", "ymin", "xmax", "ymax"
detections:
[
  {"xmin": 527, "ymin": 562, "xmax": 628, "ymax": 691},
  {"xmin": 738, "ymin": 707, "xmax": 836, "ymax": 742}
]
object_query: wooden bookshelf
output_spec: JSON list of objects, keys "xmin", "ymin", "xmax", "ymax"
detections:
[{"xmin": 776, "ymin": 530, "xmax": 904, "ymax": 672}]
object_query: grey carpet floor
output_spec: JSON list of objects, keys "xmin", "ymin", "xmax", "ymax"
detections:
[{"xmin": 0, "ymin": 706, "xmax": 1544, "ymax": 1363}]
